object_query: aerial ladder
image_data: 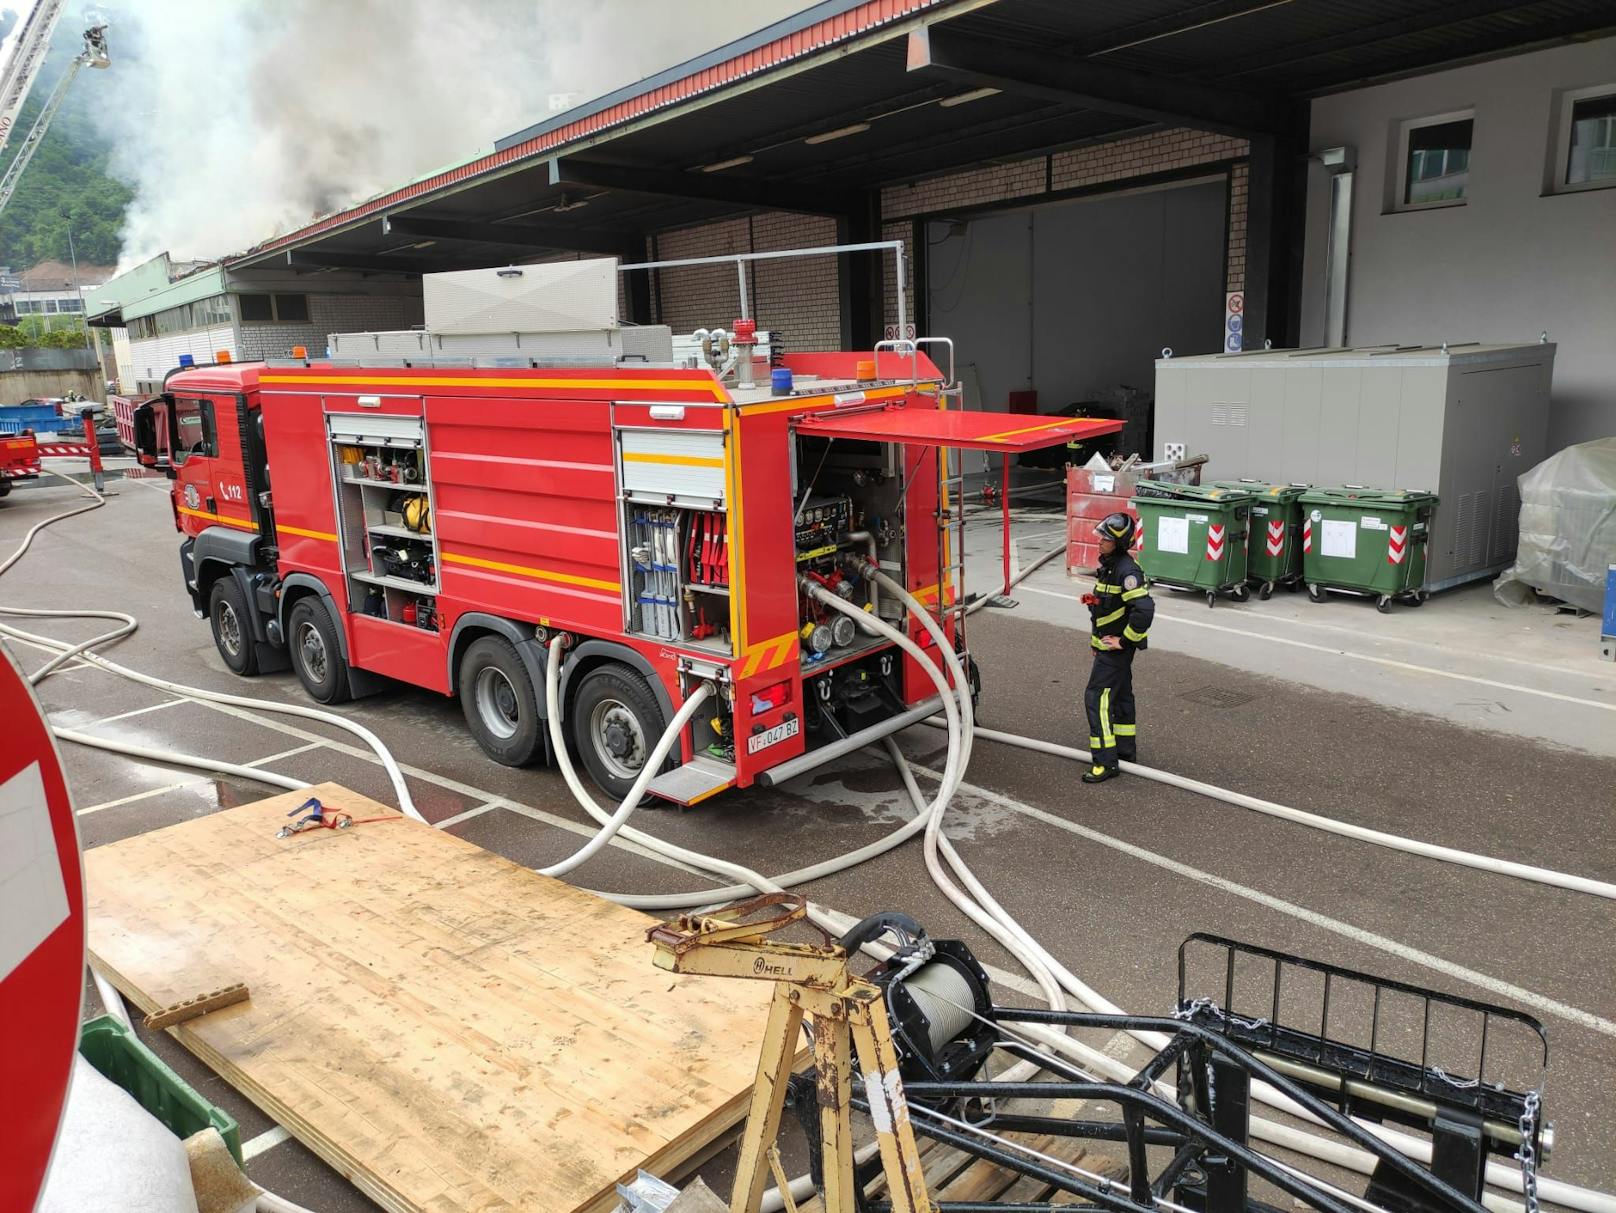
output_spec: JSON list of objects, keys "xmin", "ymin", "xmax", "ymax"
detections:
[{"xmin": 0, "ymin": 3, "xmax": 110, "ymax": 217}]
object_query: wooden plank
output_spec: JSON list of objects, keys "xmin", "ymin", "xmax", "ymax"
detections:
[
  {"xmin": 85, "ymin": 783, "xmax": 782, "ymax": 1213},
  {"xmin": 143, "ymin": 982, "xmax": 250, "ymax": 1030}
]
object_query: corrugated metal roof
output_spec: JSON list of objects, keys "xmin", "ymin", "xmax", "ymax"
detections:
[
  {"xmin": 233, "ymin": 0, "xmax": 966, "ymax": 264},
  {"xmin": 229, "ymin": 0, "xmax": 1616, "ymax": 273}
]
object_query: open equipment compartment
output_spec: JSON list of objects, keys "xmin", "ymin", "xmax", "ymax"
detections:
[
  {"xmin": 615, "ymin": 413, "xmax": 734, "ymax": 656},
  {"xmin": 328, "ymin": 411, "xmax": 442, "ymax": 633}
]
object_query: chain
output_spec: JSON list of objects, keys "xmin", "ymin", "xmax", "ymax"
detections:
[
  {"xmin": 1516, "ymin": 1088, "xmax": 1542, "ymax": 1213},
  {"xmin": 1427, "ymin": 1065, "xmax": 1481, "ymax": 1090},
  {"xmin": 1174, "ymin": 996, "xmax": 1271, "ymax": 1033}
]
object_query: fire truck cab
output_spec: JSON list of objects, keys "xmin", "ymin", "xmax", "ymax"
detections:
[{"xmin": 135, "ymin": 250, "xmax": 1118, "ymax": 804}]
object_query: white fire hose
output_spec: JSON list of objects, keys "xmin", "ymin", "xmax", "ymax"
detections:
[{"xmin": 6, "ymin": 473, "xmax": 1613, "ymax": 1213}]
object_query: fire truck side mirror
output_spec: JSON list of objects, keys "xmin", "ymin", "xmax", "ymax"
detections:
[{"xmin": 133, "ymin": 397, "xmax": 174, "ymax": 475}]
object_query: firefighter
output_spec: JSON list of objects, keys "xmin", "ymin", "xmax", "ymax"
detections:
[{"xmin": 1081, "ymin": 512, "xmax": 1154, "ymax": 784}]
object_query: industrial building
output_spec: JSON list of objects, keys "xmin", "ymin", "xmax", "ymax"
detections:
[
  {"xmin": 89, "ymin": 0, "xmax": 1616, "ymax": 459},
  {"xmin": 89, "ymin": 252, "xmax": 423, "ymax": 395}
]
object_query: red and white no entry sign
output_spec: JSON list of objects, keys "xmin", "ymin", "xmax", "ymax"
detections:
[{"xmin": 0, "ymin": 646, "xmax": 85, "ymax": 1211}]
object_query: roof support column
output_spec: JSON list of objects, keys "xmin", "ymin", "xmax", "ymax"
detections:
[
  {"xmin": 620, "ymin": 238, "xmax": 652, "ymax": 324},
  {"xmin": 1240, "ymin": 104, "xmax": 1310, "ymax": 350},
  {"xmin": 838, "ymin": 191, "xmax": 883, "ymax": 351}
]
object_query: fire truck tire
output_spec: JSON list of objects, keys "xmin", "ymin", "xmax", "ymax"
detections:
[
  {"xmin": 457, "ymin": 636, "xmax": 543, "ymax": 766},
  {"xmin": 287, "ymin": 598, "xmax": 352, "ymax": 704},
  {"xmin": 208, "ymin": 578, "xmax": 259, "ymax": 677},
  {"xmin": 571, "ymin": 663, "xmax": 668, "ymax": 803},
  {"xmin": 0, "ymin": 479, "xmax": 10, "ymax": 497}
]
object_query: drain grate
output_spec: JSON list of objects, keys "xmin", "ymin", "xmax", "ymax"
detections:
[{"xmin": 1179, "ymin": 685, "xmax": 1255, "ymax": 708}]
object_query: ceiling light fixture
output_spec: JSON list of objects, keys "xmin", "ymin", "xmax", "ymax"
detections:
[
  {"xmin": 939, "ymin": 87, "xmax": 1001, "ymax": 108},
  {"xmin": 804, "ymin": 122, "xmax": 871, "ymax": 145},
  {"xmin": 701, "ymin": 155, "xmax": 755, "ymax": 172}
]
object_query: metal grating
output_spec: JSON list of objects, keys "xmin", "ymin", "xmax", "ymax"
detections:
[{"xmin": 1179, "ymin": 685, "xmax": 1255, "ymax": 708}]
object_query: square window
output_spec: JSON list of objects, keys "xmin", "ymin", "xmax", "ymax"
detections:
[
  {"xmin": 273, "ymin": 293, "xmax": 309, "ymax": 322},
  {"xmin": 1402, "ymin": 116, "xmax": 1473, "ymax": 207},
  {"xmin": 1565, "ymin": 91, "xmax": 1616, "ymax": 188},
  {"xmin": 238, "ymin": 293, "xmax": 273, "ymax": 322}
]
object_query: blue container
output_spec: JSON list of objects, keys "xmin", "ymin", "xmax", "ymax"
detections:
[
  {"xmin": 770, "ymin": 367, "xmax": 793, "ymax": 396},
  {"xmin": 0, "ymin": 403, "xmax": 64, "ymax": 434},
  {"xmin": 1604, "ymin": 565, "xmax": 1616, "ymax": 640}
]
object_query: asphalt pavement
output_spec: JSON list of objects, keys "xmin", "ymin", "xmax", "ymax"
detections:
[{"xmin": 3, "ymin": 476, "xmax": 1611, "ymax": 1211}]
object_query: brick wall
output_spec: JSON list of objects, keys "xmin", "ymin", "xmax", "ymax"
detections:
[
  {"xmin": 236, "ymin": 293, "xmax": 425, "ymax": 361},
  {"xmin": 654, "ymin": 217, "xmax": 752, "ymax": 335},
  {"xmin": 652, "ymin": 212, "xmax": 840, "ymax": 354},
  {"xmin": 1226, "ymin": 162, "xmax": 1249, "ymax": 294},
  {"xmin": 749, "ymin": 211, "xmax": 839, "ymax": 354},
  {"xmin": 881, "ymin": 220, "xmax": 914, "ymax": 335}
]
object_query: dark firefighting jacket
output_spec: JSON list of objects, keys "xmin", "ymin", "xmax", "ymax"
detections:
[{"xmin": 1089, "ymin": 551, "xmax": 1155, "ymax": 652}]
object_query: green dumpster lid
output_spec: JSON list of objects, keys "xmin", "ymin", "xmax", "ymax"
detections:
[
  {"xmin": 1132, "ymin": 479, "xmax": 1255, "ymax": 504},
  {"xmin": 1296, "ymin": 486, "xmax": 1437, "ymax": 506},
  {"xmin": 1210, "ymin": 479, "xmax": 1310, "ymax": 501}
]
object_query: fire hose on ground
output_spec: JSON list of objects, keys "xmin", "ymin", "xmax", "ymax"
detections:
[{"xmin": 4, "ymin": 474, "xmax": 1614, "ymax": 1213}]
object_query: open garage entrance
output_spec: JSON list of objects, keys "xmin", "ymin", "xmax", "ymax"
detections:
[{"xmin": 927, "ymin": 175, "xmax": 1229, "ymax": 474}]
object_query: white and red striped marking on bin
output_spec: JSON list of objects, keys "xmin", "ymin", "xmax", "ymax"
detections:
[
  {"xmin": 1302, "ymin": 517, "xmax": 1313, "ymax": 554},
  {"xmin": 1387, "ymin": 524, "xmax": 1409, "ymax": 565},
  {"xmin": 1206, "ymin": 523, "xmax": 1226, "ymax": 561},
  {"xmin": 1264, "ymin": 519, "xmax": 1285, "ymax": 557}
]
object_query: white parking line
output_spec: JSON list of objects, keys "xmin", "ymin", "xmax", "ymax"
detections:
[
  {"xmin": 241, "ymin": 1125, "xmax": 291, "ymax": 1160},
  {"xmin": 434, "ymin": 800, "xmax": 504, "ymax": 829},
  {"xmin": 1020, "ymin": 583, "xmax": 1616, "ymax": 713},
  {"xmin": 75, "ymin": 742, "xmax": 323, "ymax": 816},
  {"xmin": 55, "ymin": 698, "xmax": 184, "ymax": 731},
  {"xmin": 913, "ymin": 764, "xmax": 1616, "ymax": 1037}
]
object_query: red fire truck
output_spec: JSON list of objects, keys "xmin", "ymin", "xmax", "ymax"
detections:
[
  {"xmin": 0, "ymin": 431, "xmax": 41, "ymax": 496},
  {"xmin": 135, "ymin": 251, "xmax": 1117, "ymax": 803}
]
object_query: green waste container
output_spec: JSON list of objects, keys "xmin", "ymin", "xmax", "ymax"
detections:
[
  {"xmin": 1297, "ymin": 486, "xmax": 1438, "ymax": 612},
  {"xmin": 1130, "ymin": 480, "xmax": 1254, "ymax": 607},
  {"xmin": 1212, "ymin": 480, "xmax": 1310, "ymax": 599},
  {"xmin": 78, "ymin": 1014, "xmax": 243, "ymax": 1164}
]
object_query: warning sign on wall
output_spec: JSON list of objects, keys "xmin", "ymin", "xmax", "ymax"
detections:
[{"xmin": 1224, "ymin": 292, "xmax": 1244, "ymax": 353}]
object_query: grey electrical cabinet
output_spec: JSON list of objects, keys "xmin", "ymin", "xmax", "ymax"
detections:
[{"xmin": 1153, "ymin": 343, "xmax": 1555, "ymax": 591}]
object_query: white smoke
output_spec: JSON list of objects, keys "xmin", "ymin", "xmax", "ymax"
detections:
[{"xmin": 94, "ymin": 0, "xmax": 809, "ymax": 267}]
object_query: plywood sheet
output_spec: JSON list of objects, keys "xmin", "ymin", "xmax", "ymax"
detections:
[{"xmin": 85, "ymin": 783, "xmax": 777, "ymax": 1213}]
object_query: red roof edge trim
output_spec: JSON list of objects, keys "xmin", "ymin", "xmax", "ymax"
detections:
[{"xmin": 235, "ymin": 0, "xmax": 948, "ymax": 264}]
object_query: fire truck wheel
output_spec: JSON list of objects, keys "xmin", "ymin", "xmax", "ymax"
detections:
[
  {"xmin": 287, "ymin": 598, "xmax": 352, "ymax": 704},
  {"xmin": 208, "ymin": 578, "xmax": 258, "ymax": 677},
  {"xmin": 0, "ymin": 479, "xmax": 11, "ymax": 497},
  {"xmin": 457, "ymin": 636, "xmax": 543, "ymax": 766},
  {"xmin": 571, "ymin": 664, "xmax": 668, "ymax": 802}
]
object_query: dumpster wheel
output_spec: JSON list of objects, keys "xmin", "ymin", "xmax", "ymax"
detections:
[
  {"xmin": 1307, "ymin": 582, "xmax": 1324, "ymax": 602},
  {"xmin": 1259, "ymin": 580, "xmax": 1274, "ymax": 601},
  {"xmin": 1230, "ymin": 583, "xmax": 1249, "ymax": 604},
  {"xmin": 1376, "ymin": 594, "xmax": 1392, "ymax": 613}
]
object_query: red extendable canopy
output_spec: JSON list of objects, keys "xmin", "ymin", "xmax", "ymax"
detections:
[{"xmin": 794, "ymin": 405, "xmax": 1124, "ymax": 452}]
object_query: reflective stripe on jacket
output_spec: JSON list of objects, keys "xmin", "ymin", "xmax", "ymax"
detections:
[{"xmin": 1090, "ymin": 552, "xmax": 1156, "ymax": 651}]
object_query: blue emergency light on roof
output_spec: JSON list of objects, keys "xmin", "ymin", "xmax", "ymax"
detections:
[{"xmin": 177, "ymin": 354, "xmax": 195, "ymax": 368}]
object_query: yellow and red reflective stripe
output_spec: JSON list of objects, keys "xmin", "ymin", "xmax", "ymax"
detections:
[
  {"xmin": 740, "ymin": 631, "xmax": 798, "ymax": 677},
  {"xmin": 177, "ymin": 504, "xmax": 257, "ymax": 532},
  {"xmin": 620, "ymin": 451, "xmax": 725, "ymax": 468},
  {"xmin": 259, "ymin": 373, "xmax": 727, "ymax": 402},
  {"xmin": 439, "ymin": 550, "xmax": 619, "ymax": 592}
]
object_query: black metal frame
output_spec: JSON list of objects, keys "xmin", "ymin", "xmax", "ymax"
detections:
[{"xmin": 786, "ymin": 934, "xmax": 1549, "ymax": 1213}]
